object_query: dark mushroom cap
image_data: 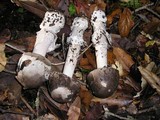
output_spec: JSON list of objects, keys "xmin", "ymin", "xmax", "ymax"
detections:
[
  {"xmin": 87, "ymin": 67, "xmax": 119, "ymax": 98},
  {"xmin": 48, "ymin": 72, "xmax": 80, "ymax": 103}
]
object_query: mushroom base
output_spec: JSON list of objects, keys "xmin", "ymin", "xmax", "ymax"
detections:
[
  {"xmin": 48, "ymin": 72, "xmax": 80, "ymax": 103},
  {"xmin": 87, "ymin": 67, "xmax": 119, "ymax": 98}
]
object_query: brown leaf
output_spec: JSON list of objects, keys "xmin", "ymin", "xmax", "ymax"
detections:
[
  {"xmin": 118, "ymin": 8, "xmax": 134, "ymax": 37},
  {"xmin": 85, "ymin": 49, "xmax": 96, "ymax": 68},
  {"xmin": 80, "ymin": 57, "xmax": 90, "ymax": 66},
  {"xmin": 79, "ymin": 86, "xmax": 93, "ymax": 109},
  {"xmin": 0, "ymin": 43, "xmax": 7, "ymax": 72},
  {"xmin": 138, "ymin": 66, "xmax": 160, "ymax": 95},
  {"xmin": 25, "ymin": 36, "xmax": 36, "ymax": 52},
  {"xmin": 107, "ymin": 49, "xmax": 116, "ymax": 65},
  {"xmin": 18, "ymin": 1, "xmax": 46, "ymax": 18},
  {"xmin": 67, "ymin": 97, "xmax": 81, "ymax": 120},
  {"xmin": 107, "ymin": 8, "xmax": 122, "ymax": 25},
  {"xmin": 0, "ymin": 29, "xmax": 11, "ymax": 43},
  {"xmin": 113, "ymin": 47, "xmax": 135, "ymax": 72}
]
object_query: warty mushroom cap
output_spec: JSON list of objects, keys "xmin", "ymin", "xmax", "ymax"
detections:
[
  {"xmin": 67, "ymin": 17, "xmax": 88, "ymax": 46},
  {"xmin": 40, "ymin": 10, "xmax": 65, "ymax": 34},
  {"xmin": 91, "ymin": 10, "xmax": 107, "ymax": 26}
]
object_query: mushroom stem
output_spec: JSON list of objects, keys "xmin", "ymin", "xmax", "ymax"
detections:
[
  {"xmin": 91, "ymin": 10, "xmax": 112, "ymax": 68},
  {"xmin": 33, "ymin": 11, "xmax": 65, "ymax": 56},
  {"xmin": 63, "ymin": 44, "xmax": 81, "ymax": 78},
  {"xmin": 33, "ymin": 30, "xmax": 57, "ymax": 57},
  {"xmin": 63, "ymin": 17, "xmax": 88, "ymax": 78}
]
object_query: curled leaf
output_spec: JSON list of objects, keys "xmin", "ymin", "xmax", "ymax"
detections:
[
  {"xmin": 138, "ymin": 66, "xmax": 160, "ymax": 95},
  {"xmin": 113, "ymin": 47, "xmax": 135, "ymax": 72},
  {"xmin": 0, "ymin": 43, "xmax": 7, "ymax": 72},
  {"xmin": 107, "ymin": 8, "xmax": 122, "ymax": 25},
  {"xmin": 67, "ymin": 97, "xmax": 81, "ymax": 120},
  {"xmin": 118, "ymin": 8, "xmax": 134, "ymax": 37}
]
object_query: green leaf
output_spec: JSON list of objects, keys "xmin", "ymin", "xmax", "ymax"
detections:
[
  {"xmin": 68, "ymin": 3, "xmax": 76, "ymax": 16},
  {"xmin": 145, "ymin": 40, "xmax": 156, "ymax": 47},
  {"xmin": 17, "ymin": 8, "xmax": 24, "ymax": 13}
]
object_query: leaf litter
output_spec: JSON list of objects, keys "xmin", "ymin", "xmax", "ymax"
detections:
[{"xmin": 0, "ymin": 0, "xmax": 160, "ymax": 120}]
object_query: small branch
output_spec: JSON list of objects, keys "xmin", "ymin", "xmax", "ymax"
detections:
[
  {"xmin": 145, "ymin": 7, "xmax": 160, "ymax": 19},
  {"xmin": 20, "ymin": 96, "xmax": 36, "ymax": 116},
  {"xmin": 133, "ymin": 3, "xmax": 154, "ymax": 13},
  {"xmin": 3, "ymin": 69, "xmax": 17, "ymax": 75},
  {"xmin": 0, "ymin": 107, "xmax": 34, "ymax": 119},
  {"xmin": 104, "ymin": 110, "xmax": 135, "ymax": 120},
  {"xmin": 62, "ymin": 33, "xmax": 66, "ymax": 59},
  {"xmin": 78, "ymin": 43, "xmax": 93, "ymax": 58},
  {"xmin": 5, "ymin": 43, "xmax": 24, "ymax": 53},
  {"xmin": 51, "ymin": 62, "xmax": 65, "ymax": 66}
]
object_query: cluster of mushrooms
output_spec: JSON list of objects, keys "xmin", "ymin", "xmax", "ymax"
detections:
[{"xmin": 16, "ymin": 10, "xmax": 119, "ymax": 103}]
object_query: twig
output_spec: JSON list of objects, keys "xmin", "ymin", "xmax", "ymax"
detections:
[
  {"xmin": 137, "ymin": 105, "xmax": 159, "ymax": 115},
  {"xmin": 78, "ymin": 43, "xmax": 93, "ymax": 58},
  {"xmin": 0, "ymin": 108, "xmax": 34, "ymax": 119},
  {"xmin": 20, "ymin": 96, "xmax": 36, "ymax": 116},
  {"xmin": 133, "ymin": 3, "xmax": 154, "ymax": 13},
  {"xmin": 3, "ymin": 69, "xmax": 17, "ymax": 75},
  {"xmin": 103, "ymin": 106, "xmax": 135, "ymax": 120},
  {"xmin": 5, "ymin": 43, "xmax": 24, "ymax": 53},
  {"xmin": 145, "ymin": 7, "xmax": 160, "ymax": 19},
  {"xmin": 51, "ymin": 62, "xmax": 65, "ymax": 66},
  {"xmin": 104, "ymin": 111, "xmax": 135, "ymax": 120},
  {"xmin": 133, "ymin": 2, "xmax": 160, "ymax": 19},
  {"xmin": 35, "ymin": 90, "xmax": 40, "ymax": 117},
  {"xmin": 62, "ymin": 33, "xmax": 66, "ymax": 59}
]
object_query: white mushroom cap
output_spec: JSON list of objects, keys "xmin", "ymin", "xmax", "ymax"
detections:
[
  {"xmin": 91, "ymin": 10, "xmax": 107, "ymax": 30},
  {"xmin": 40, "ymin": 11, "xmax": 65, "ymax": 34},
  {"xmin": 91, "ymin": 10, "xmax": 107, "ymax": 24}
]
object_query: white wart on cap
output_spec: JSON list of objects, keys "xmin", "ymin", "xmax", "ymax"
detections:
[{"xmin": 40, "ymin": 11, "xmax": 65, "ymax": 34}]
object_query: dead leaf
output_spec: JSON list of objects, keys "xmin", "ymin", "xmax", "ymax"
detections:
[
  {"xmin": 79, "ymin": 85, "xmax": 93, "ymax": 109},
  {"xmin": 84, "ymin": 103, "xmax": 104, "ymax": 120},
  {"xmin": 80, "ymin": 57, "xmax": 90, "ymax": 66},
  {"xmin": 92, "ymin": 97, "xmax": 133, "ymax": 107},
  {"xmin": 107, "ymin": 8, "xmax": 122, "ymax": 25},
  {"xmin": 85, "ymin": 49, "xmax": 96, "ymax": 68},
  {"xmin": 67, "ymin": 97, "xmax": 81, "ymax": 120},
  {"xmin": 107, "ymin": 49, "xmax": 116, "ymax": 65},
  {"xmin": 0, "ymin": 29, "xmax": 11, "ymax": 43},
  {"xmin": 118, "ymin": 8, "xmax": 134, "ymax": 37},
  {"xmin": 138, "ymin": 66, "xmax": 160, "ymax": 95},
  {"xmin": 0, "ymin": 43, "xmax": 7, "ymax": 72},
  {"xmin": 113, "ymin": 47, "xmax": 134, "ymax": 72}
]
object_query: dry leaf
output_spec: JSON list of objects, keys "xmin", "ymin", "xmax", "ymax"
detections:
[
  {"xmin": 80, "ymin": 57, "xmax": 90, "ymax": 66},
  {"xmin": 0, "ymin": 43, "xmax": 7, "ymax": 72},
  {"xmin": 107, "ymin": 49, "xmax": 116, "ymax": 65},
  {"xmin": 138, "ymin": 66, "xmax": 160, "ymax": 94},
  {"xmin": 92, "ymin": 97, "xmax": 133, "ymax": 107},
  {"xmin": 118, "ymin": 8, "xmax": 134, "ymax": 37},
  {"xmin": 113, "ymin": 47, "xmax": 134, "ymax": 72},
  {"xmin": 67, "ymin": 97, "xmax": 81, "ymax": 120},
  {"xmin": 107, "ymin": 8, "xmax": 122, "ymax": 25},
  {"xmin": 85, "ymin": 49, "xmax": 96, "ymax": 68},
  {"xmin": 79, "ymin": 85, "xmax": 93, "ymax": 109}
]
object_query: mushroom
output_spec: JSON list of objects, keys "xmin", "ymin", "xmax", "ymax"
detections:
[
  {"xmin": 16, "ymin": 11, "xmax": 65, "ymax": 89},
  {"xmin": 48, "ymin": 17, "xmax": 88, "ymax": 103},
  {"xmin": 86, "ymin": 10, "xmax": 119, "ymax": 98}
]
